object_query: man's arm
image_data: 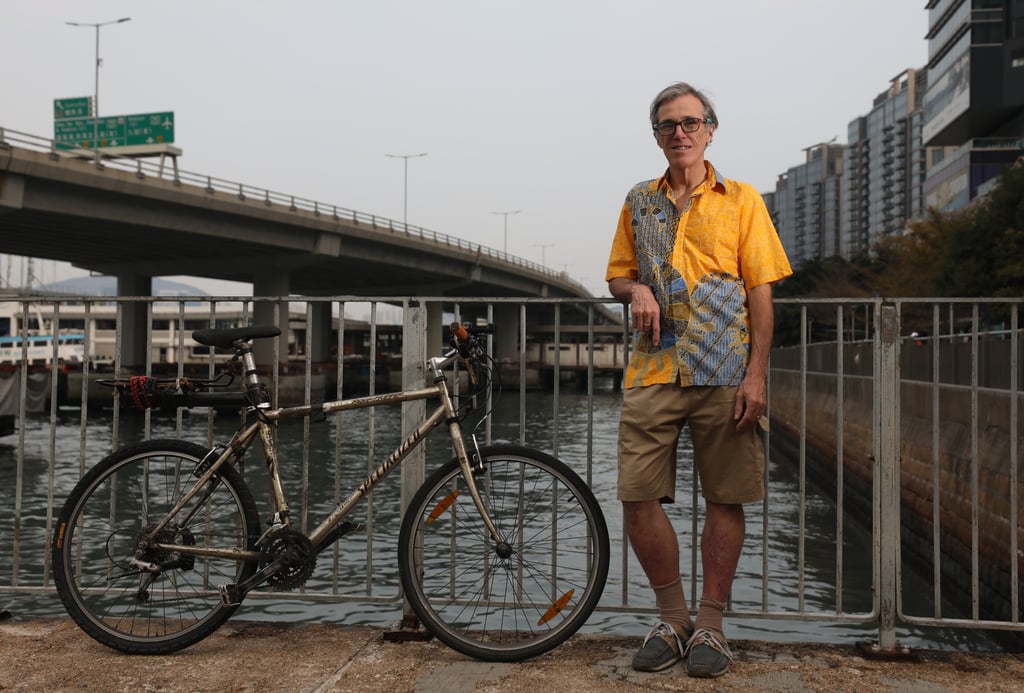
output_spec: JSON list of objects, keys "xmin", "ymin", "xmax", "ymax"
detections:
[
  {"xmin": 608, "ymin": 277, "xmax": 661, "ymax": 347},
  {"xmin": 734, "ymin": 282, "xmax": 774, "ymax": 432}
]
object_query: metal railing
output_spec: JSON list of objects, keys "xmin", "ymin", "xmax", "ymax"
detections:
[{"xmin": 1, "ymin": 294, "xmax": 1022, "ymax": 650}]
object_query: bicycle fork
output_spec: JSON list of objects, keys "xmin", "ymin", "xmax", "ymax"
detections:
[{"xmin": 443, "ymin": 409, "xmax": 511, "ymax": 558}]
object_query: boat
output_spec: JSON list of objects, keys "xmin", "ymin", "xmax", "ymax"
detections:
[
  {"xmin": 0, "ymin": 300, "xmax": 86, "ymax": 366},
  {"xmin": 0, "ymin": 333, "xmax": 85, "ymax": 366},
  {"xmin": 0, "ymin": 301, "xmax": 69, "ymax": 435}
]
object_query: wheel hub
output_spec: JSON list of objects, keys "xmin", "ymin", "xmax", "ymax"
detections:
[
  {"xmin": 494, "ymin": 540, "xmax": 513, "ymax": 559},
  {"xmin": 132, "ymin": 524, "xmax": 196, "ymax": 571}
]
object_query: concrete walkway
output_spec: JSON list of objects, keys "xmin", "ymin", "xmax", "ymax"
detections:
[{"xmin": 2, "ymin": 616, "xmax": 1022, "ymax": 692}]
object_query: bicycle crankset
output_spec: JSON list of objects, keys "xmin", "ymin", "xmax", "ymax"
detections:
[{"xmin": 260, "ymin": 528, "xmax": 316, "ymax": 590}]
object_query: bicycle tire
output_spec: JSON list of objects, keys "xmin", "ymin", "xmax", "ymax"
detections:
[
  {"xmin": 398, "ymin": 444, "xmax": 609, "ymax": 661},
  {"xmin": 51, "ymin": 439, "xmax": 261, "ymax": 654}
]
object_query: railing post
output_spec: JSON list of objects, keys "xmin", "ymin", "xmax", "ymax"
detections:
[
  {"xmin": 398, "ymin": 300, "xmax": 427, "ymax": 629},
  {"xmin": 875, "ymin": 302, "xmax": 901, "ymax": 651}
]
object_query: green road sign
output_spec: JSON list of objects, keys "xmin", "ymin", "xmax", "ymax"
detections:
[
  {"xmin": 123, "ymin": 112, "xmax": 174, "ymax": 146},
  {"xmin": 54, "ymin": 117, "xmax": 97, "ymax": 148},
  {"xmin": 53, "ymin": 111, "xmax": 175, "ymax": 149},
  {"xmin": 53, "ymin": 97, "xmax": 92, "ymax": 120}
]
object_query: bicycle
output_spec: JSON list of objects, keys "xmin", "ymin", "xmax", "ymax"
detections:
[{"xmin": 51, "ymin": 321, "xmax": 609, "ymax": 661}]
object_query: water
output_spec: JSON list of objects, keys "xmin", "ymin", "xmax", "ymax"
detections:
[{"xmin": 0, "ymin": 389, "xmax": 1001, "ymax": 651}]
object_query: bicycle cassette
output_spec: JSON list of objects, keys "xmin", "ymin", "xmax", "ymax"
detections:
[{"xmin": 261, "ymin": 528, "xmax": 316, "ymax": 590}]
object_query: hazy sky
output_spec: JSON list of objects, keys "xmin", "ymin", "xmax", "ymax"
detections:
[{"xmin": 4, "ymin": 1, "xmax": 929, "ymax": 297}]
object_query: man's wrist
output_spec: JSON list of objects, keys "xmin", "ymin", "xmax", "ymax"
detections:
[{"xmin": 744, "ymin": 363, "xmax": 768, "ymax": 381}]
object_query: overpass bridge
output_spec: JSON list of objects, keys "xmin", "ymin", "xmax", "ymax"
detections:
[
  {"xmin": 0, "ymin": 127, "xmax": 595, "ymax": 299},
  {"xmin": 0, "ymin": 127, "xmax": 620, "ymax": 364}
]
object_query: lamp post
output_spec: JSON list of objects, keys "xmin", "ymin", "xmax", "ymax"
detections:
[
  {"xmin": 533, "ymin": 243, "xmax": 554, "ymax": 266},
  {"xmin": 66, "ymin": 16, "xmax": 131, "ymax": 153},
  {"xmin": 385, "ymin": 152, "xmax": 428, "ymax": 228},
  {"xmin": 491, "ymin": 210, "xmax": 520, "ymax": 254}
]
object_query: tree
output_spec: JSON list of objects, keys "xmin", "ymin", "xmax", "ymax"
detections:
[
  {"xmin": 873, "ymin": 207, "xmax": 973, "ymax": 297},
  {"xmin": 771, "ymin": 162, "xmax": 1023, "ymax": 345},
  {"xmin": 980, "ymin": 161, "xmax": 1024, "ymax": 297}
]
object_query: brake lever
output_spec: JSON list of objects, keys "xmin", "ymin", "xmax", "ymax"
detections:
[{"xmin": 449, "ymin": 321, "xmax": 479, "ymax": 386}]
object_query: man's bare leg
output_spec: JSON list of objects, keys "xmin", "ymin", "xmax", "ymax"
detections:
[
  {"xmin": 687, "ymin": 500, "xmax": 745, "ymax": 678},
  {"xmin": 624, "ymin": 499, "xmax": 694, "ymax": 671},
  {"xmin": 699, "ymin": 500, "xmax": 745, "ymax": 607},
  {"xmin": 623, "ymin": 499, "xmax": 680, "ymax": 585}
]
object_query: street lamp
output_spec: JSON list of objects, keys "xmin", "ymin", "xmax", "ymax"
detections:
[
  {"xmin": 533, "ymin": 243, "xmax": 554, "ymax": 266},
  {"xmin": 66, "ymin": 16, "xmax": 131, "ymax": 153},
  {"xmin": 386, "ymin": 152, "xmax": 428, "ymax": 228},
  {"xmin": 491, "ymin": 210, "xmax": 520, "ymax": 254}
]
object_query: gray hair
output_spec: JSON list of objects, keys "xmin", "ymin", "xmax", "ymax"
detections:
[{"xmin": 649, "ymin": 82, "xmax": 719, "ymax": 127}]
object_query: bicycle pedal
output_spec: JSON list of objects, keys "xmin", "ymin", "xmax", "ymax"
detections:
[{"xmin": 219, "ymin": 583, "xmax": 242, "ymax": 606}]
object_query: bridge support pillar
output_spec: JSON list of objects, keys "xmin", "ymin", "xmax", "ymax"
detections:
[
  {"xmin": 425, "ymin": 302, "xmax": 444, "ymax": 363},
  {"xmin": 116, "ymin": 273, "xmax": 152, "ymax": 369},
  {"xmin": 308, "ymin": 301, "xmax": 333, "ymax": 363},
  {"xmin": 493, "ymin": 303, "xmax": 520, "ymax": 363},
  {"xmin": 253, "ymin": 273, "xmax": 290, "ymax": 367}
]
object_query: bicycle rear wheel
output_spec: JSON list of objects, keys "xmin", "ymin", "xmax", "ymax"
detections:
[
  {"xmin": 51, "ymin": 439, "xmax": 261, "ymax": 654},
  {"xmin": 398, "ymin": 444, "xmax": 609, "ymax": 661}
]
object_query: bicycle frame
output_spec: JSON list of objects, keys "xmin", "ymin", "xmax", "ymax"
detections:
[{"xmin": 141, "ymin": 337, "xmax": 502, "ymax": 590}]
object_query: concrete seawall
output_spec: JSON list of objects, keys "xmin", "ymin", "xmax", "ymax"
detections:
[{"xmin": 768, "ymin": 369, "xmax": 1024, "ymax": 625}]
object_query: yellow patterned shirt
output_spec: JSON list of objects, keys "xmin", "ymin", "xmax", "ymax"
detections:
[{"xmin": 605, "ymin": 161, "xmax": 792, "ymax": 388}]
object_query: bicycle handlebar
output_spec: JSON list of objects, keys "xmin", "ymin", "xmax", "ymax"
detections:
[
  {"xmin": 449, "ymin": 321, "xmax": 493, "ymax": 354},
  {"xmin": 450, "ymin": 321, "xmax": 470, "ymax": 342},
  {"xmin": 448, "ymin": 322, "xmax": 495, "ymax": 387}
]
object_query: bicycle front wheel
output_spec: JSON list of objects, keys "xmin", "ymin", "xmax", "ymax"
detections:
[
  {"xmin": 398, "ymin": 444, "xmax": 609, "ymax": 661},
  {"xmin": 51, "ymin": 439, "xmax": 261, "ymax": 654}
]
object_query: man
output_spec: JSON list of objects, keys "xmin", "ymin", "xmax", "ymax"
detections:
[{"xmin": 605, "ymin": 82, "xmax": 792, "ymax": 679}]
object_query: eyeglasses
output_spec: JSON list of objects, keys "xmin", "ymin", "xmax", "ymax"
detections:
[{"xmin": 653, "ymin": 117, "xmax": 712, "ymax": 136}]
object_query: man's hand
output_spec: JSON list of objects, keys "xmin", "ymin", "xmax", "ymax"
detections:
[
  {"xmin": 734, "ymin": 282, "xmax": 774, "ymax": 432},
  {"xmin": 608, "ymin": 278, "xmax": 660, "ymax": 347},
  {"xmin": 630, "ymin": 284, "xmax": 661, "ymax": 347},
  {"xmin": 733, "ymin": 374, "xmax": 766, "ymax": 432}
]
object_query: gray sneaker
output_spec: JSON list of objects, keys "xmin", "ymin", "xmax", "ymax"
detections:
[
  {"xmin": 632, "ymin": 621, "xmax": 686, "ymax": 672},
  {"xmin": 684, "ymin": 628, "xmax": 733, "ymax": 678}
]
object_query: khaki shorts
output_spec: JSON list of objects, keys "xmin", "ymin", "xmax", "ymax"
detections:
[{"xmin": 617, "ymin": 383, "xmax": 765, "ymax": 505}]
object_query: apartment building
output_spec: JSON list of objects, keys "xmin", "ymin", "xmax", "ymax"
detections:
[
  {"xmin": 922, "ymin": 0, "xmax": 1024, "ymax": 210},
  {"xmin": 767, "ymin": 1, "xmax": 1024, "ymax": 267}
]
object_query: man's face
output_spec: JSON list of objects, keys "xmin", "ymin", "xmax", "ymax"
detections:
[{"xmin": 653, "ymin": 94, "xmax": 715, "ymax": 170}]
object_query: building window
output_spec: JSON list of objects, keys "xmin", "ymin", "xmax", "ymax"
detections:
[{"xmin": 972, "ymin": 19, "xmax": 1003, "ymax": 44}]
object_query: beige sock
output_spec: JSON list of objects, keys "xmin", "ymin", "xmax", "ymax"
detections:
[
  {"xmin": 652, "ymin": 577, "xmax": 694, "ymax": 646},
  {"xmin": 694, "ymin": 593, "xmax": 726, "ymax": 639}
]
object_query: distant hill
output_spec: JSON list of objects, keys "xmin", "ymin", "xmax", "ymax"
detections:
[{"xmin": 41, "ymin": 276, "xmax": 208, "ymax": 297}]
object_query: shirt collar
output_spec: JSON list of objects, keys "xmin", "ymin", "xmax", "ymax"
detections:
[{"xmin": 653, "ymin": 161, "xmax": 729, "ymax": 196}]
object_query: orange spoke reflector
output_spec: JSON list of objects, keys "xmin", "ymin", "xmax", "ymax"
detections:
[
  {"xmin": 538, "ymin": 588, "xmax": 575, "ymax": 626},
  {"xmin": 427, "ymin": 490, "xmax": 460, "ymax": 524}
]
